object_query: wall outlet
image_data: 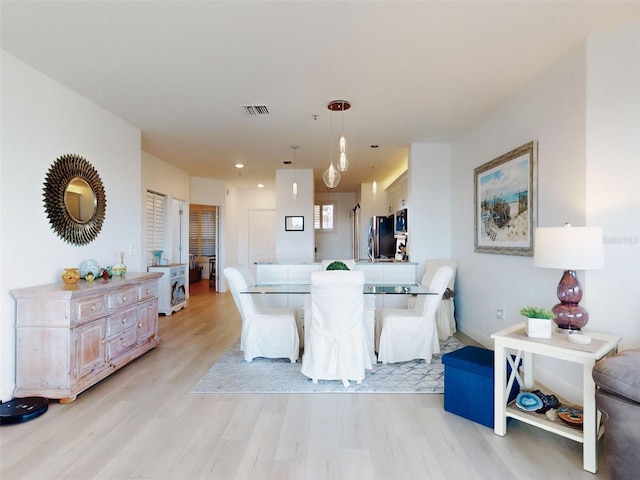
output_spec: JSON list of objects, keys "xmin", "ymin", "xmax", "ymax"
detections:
[
  {"xmin": 496, "ymin": 309, "xmax": 505, "ymax": 320},
  {"xmin": 129, "ymin": 245, "xmax": 139, "ymax": 256}
]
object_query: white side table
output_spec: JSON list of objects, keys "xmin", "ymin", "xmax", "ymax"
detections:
[{"xmin": 491, "ymin": 323, "xmax": 621, "ymax": 473}]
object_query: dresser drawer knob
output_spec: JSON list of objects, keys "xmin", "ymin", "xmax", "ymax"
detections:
[
  {"xmin": 122, "ymin": 296, "xmax": 127, "ymax": 302},
  {"xmin": 91, "ymin": 305, "xmax": 96, "ymax": 311},
  {"xmin": 121, "ymin": 318, "xmax": 127, "ymax": 324}
]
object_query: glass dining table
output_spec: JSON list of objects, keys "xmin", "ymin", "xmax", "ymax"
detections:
[
  {"xmin": 241, "ymin": 283, "xmax": 437, "ymax": 362},
  {"xmin": 240, "ymin": 283, "xmax": 437, "ymax": 295}
]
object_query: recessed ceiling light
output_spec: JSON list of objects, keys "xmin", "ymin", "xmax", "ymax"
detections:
[
  {"xmin": 257, "ymin": 184, "xmax": 264, "ymax": 188},
  {"xmin": 235, "ymin": 163, "xmax": 244, "ymax": 169}
]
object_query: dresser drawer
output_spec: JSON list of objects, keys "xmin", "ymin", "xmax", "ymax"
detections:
[
  {"xmin": 76, "ymin": 296, "xmax": 106, "ymax": 322},
  {"xmin": 171, "ymin": 266, "xmax": 186, "ymax": 278},
  {"xmin": 106, "ymin": 307, "xmax": 138, "ymax": 337},
  {"xmin": 139, "ymin": 281, "xmax": 158, "ymax": 301},
  {"xmin": 106, "ymin": 329, "xmax": 138, "ymax": 361},
  {"xmin": 107, "ymin": 287, "xmax": 138, "ymax": 311}
]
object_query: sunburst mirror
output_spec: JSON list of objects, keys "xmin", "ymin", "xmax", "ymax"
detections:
[{"xmin": 43, "ymin": 154, "xmax": 106, "ymax": 245}]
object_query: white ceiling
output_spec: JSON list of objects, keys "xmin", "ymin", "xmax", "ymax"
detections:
[{"xmin": 2, "ymin": 1, "xmax": 638, "ymax": 192}]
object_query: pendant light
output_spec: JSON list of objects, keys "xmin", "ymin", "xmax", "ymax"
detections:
[
  {"xmin": 371, "ymin": 145, "xmax": 378, "ymax": 200},
  {"xmin": 291, "ymin": 146, "xmax": 298, "ymax": 200},
  {"xmin": 323, "ymin": 106, "xmax": 341, "ymax": 188},
  {"xmin": 328, "ymin": 100, "xmax": 351, "ymax": 173}
]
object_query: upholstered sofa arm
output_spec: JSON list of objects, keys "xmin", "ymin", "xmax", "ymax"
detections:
[{"xmin": 593, "ymin": 349, "xmax": 640, "ymax": 404}]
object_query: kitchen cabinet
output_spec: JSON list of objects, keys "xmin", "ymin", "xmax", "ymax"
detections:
[
  {"xmin": 386, "ymin": 173, "xmax": 408, "ymax": 214},
  {"xmin": 11, "ymin": 272, "xmax": 162, "ymax": 403},
  {"xmin": 148, "ymin": 264, "xmax": 187, "ymax": 315}
]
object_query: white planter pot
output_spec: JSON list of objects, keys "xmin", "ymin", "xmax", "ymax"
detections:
[{"xmin": 526, "ymin": 316, "xmax": 553, "ymax": 338}]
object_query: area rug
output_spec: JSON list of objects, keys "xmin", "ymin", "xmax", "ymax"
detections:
[{"xmin": 190, "ymin": 336, "xmax": 465, "ymax": 394}]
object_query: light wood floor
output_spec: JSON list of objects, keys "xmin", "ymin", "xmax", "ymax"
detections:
[{"xmin": 1, "ymin": 280, "xmax": 611, "ymax": 479}]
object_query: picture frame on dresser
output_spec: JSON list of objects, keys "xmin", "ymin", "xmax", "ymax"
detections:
[{"xmin": 474, "ymin": 141, "xmax": 538, "ymax": 256}]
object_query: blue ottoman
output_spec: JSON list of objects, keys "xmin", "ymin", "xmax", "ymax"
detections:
[{"xmin": 442, "ymin": 345, "xmax": 520, "ymax": 428}]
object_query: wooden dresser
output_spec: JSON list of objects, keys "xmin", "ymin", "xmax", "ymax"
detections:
[{"xmin": 11, "ymin": 272, "xmax": 162, "ymax": 403}]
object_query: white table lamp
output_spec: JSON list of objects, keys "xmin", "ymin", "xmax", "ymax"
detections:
[{"xmin": 533, "ymin": 224, "xmax": 604, "ymax": 331}]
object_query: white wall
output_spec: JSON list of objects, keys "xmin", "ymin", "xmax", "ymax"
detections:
[
  {"xmin": 314, "ymin": 191, "xmax": 357, "ymax": 262},
  {"xmin": 452, "ymin": 42, "xmax": 588, "ymax": 347},
  {"xmin": 585, "ymin": 23, "xmax": 640, "ymax": 348},
  {"xmin": 142, "ymin": 151, "xmax": 190, "ymax": 266},
  {"xmin": 227, "ymin": 186, "xmax": 277, "ymax": 274},
  {"xmin": 451, "ymin": 44, "xmax": 589, "ymax": 403},
  {"xmin": 450, "ymin": 23, "xmax": 640, "ymax": 403},
  {"xmin": 0, "ymin": 51, "xmax": 143, "ymax": 401},
  {"xmin": 408, "ymin": 143, "xmax": 452, "ymax": 282},
  {"xmin": 276, "ymin": 168, "xmax": 315, "ymax": 263}
]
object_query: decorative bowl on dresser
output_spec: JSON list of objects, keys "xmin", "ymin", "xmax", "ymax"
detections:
[{"xmin": 10, "ymin": 272, "xmax": 162, "ymax": 403}]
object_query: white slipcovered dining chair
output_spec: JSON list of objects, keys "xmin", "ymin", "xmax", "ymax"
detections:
[
  {"xmin": 224, "ymin": 266, "xmax": 300, "ymax": 363},
  {"xmin": 376, "ymin": 265, "xmax": 454, "ymax": 364},
  {"xmin": 301, "ymin": 270, "xmax": 372, "ymax": 387},
  {"xmin": 408, "ymin": 259, "xmax": 458, "ymax": 339}
]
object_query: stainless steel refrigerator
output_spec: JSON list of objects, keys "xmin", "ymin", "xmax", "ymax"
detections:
[{"xmin": 368, "ymin": 215, "xmax": 395, "ymax": 259}]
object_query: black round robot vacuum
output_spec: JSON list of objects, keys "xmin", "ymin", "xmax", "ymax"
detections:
[{"xmin": 0, "ymin": 397, "xmax": 48, "ymax": 425}]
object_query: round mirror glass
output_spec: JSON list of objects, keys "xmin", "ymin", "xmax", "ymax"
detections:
[
  {"xmin": 64, "ymin": 177, "xmax": 97, "ymax": 223},
  {"xmin": 43, "ymin": 154, "xmax": 106, "ymax": 245}
]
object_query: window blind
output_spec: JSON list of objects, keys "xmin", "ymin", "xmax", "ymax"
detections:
[
  {"xmin": 189, "ymin": 205, "xmax": 217, "ymax": 258},
  {"xmin": 146, "ymin": 191, "xmax": 166, "ymax": 259}
]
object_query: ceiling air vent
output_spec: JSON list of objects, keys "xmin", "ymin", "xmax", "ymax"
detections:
[{"xmin": 242, "ymin": 105, "xmax": 270, "ymax": 115}]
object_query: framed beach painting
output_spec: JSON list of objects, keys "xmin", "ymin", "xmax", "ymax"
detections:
[{"xmin": 474, "ymin": 141, "xmax": 538, "ymax": 256}]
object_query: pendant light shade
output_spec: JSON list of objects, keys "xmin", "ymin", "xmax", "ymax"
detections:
[
  {"xmin": 371, "ymin": 145, "xmax": 378, "ymax": 200},
  {"xmin": 291, "ymin": 146, "xmax": 298, "ymax": 199},
  {"xmin": 328, "ymin": 100, "xmax": 350, "ymax": 173},
  {"xmin": 338, "ymin": 135, "xmax": 348, "ymax": 172},
  {"xmin": 323, "ymin": 161, "xmax": 341, "ymax": 188}
]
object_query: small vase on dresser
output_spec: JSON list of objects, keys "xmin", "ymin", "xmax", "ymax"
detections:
[{"xmin": 61, "ymin": 267, "xmax": 80, "ymax": 285}]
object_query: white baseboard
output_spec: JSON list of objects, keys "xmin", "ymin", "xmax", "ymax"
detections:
[{"xmin": 1, "ymin": 384, "xmax": 16, "ymax": 403}]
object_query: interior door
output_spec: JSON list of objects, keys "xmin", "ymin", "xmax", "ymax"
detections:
[{"xmin": 248, "ymin": 210, "xmax": 276, "ymax": 280}]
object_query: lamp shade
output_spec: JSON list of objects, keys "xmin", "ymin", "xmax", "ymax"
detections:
[{"xmin": 534, "ymin": 226, "xmax": 604, "ymax": 270}]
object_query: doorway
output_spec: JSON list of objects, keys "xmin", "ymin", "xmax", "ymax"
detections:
[{"xmin": 189, "ymin": 204, "xmax": 219, "ymax": 291}]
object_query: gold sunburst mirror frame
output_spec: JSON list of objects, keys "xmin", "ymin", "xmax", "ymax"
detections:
[{"xmin": 43, "ymin": 153, "xmax": 107, "ymax": 246}]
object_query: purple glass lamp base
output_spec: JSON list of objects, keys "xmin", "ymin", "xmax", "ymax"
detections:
[
  {"xmin": 553, "ymin": 270, "xmax": 589, "ymax": 331},
  {"xmin": 552, "ymin": 303, "xmax": 589, "ymax": 331}
]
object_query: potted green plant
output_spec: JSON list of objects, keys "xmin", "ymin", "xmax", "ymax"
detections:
[{"xmin": 520, "ymin": 306, "xmax": 555, "ymax": 338}]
